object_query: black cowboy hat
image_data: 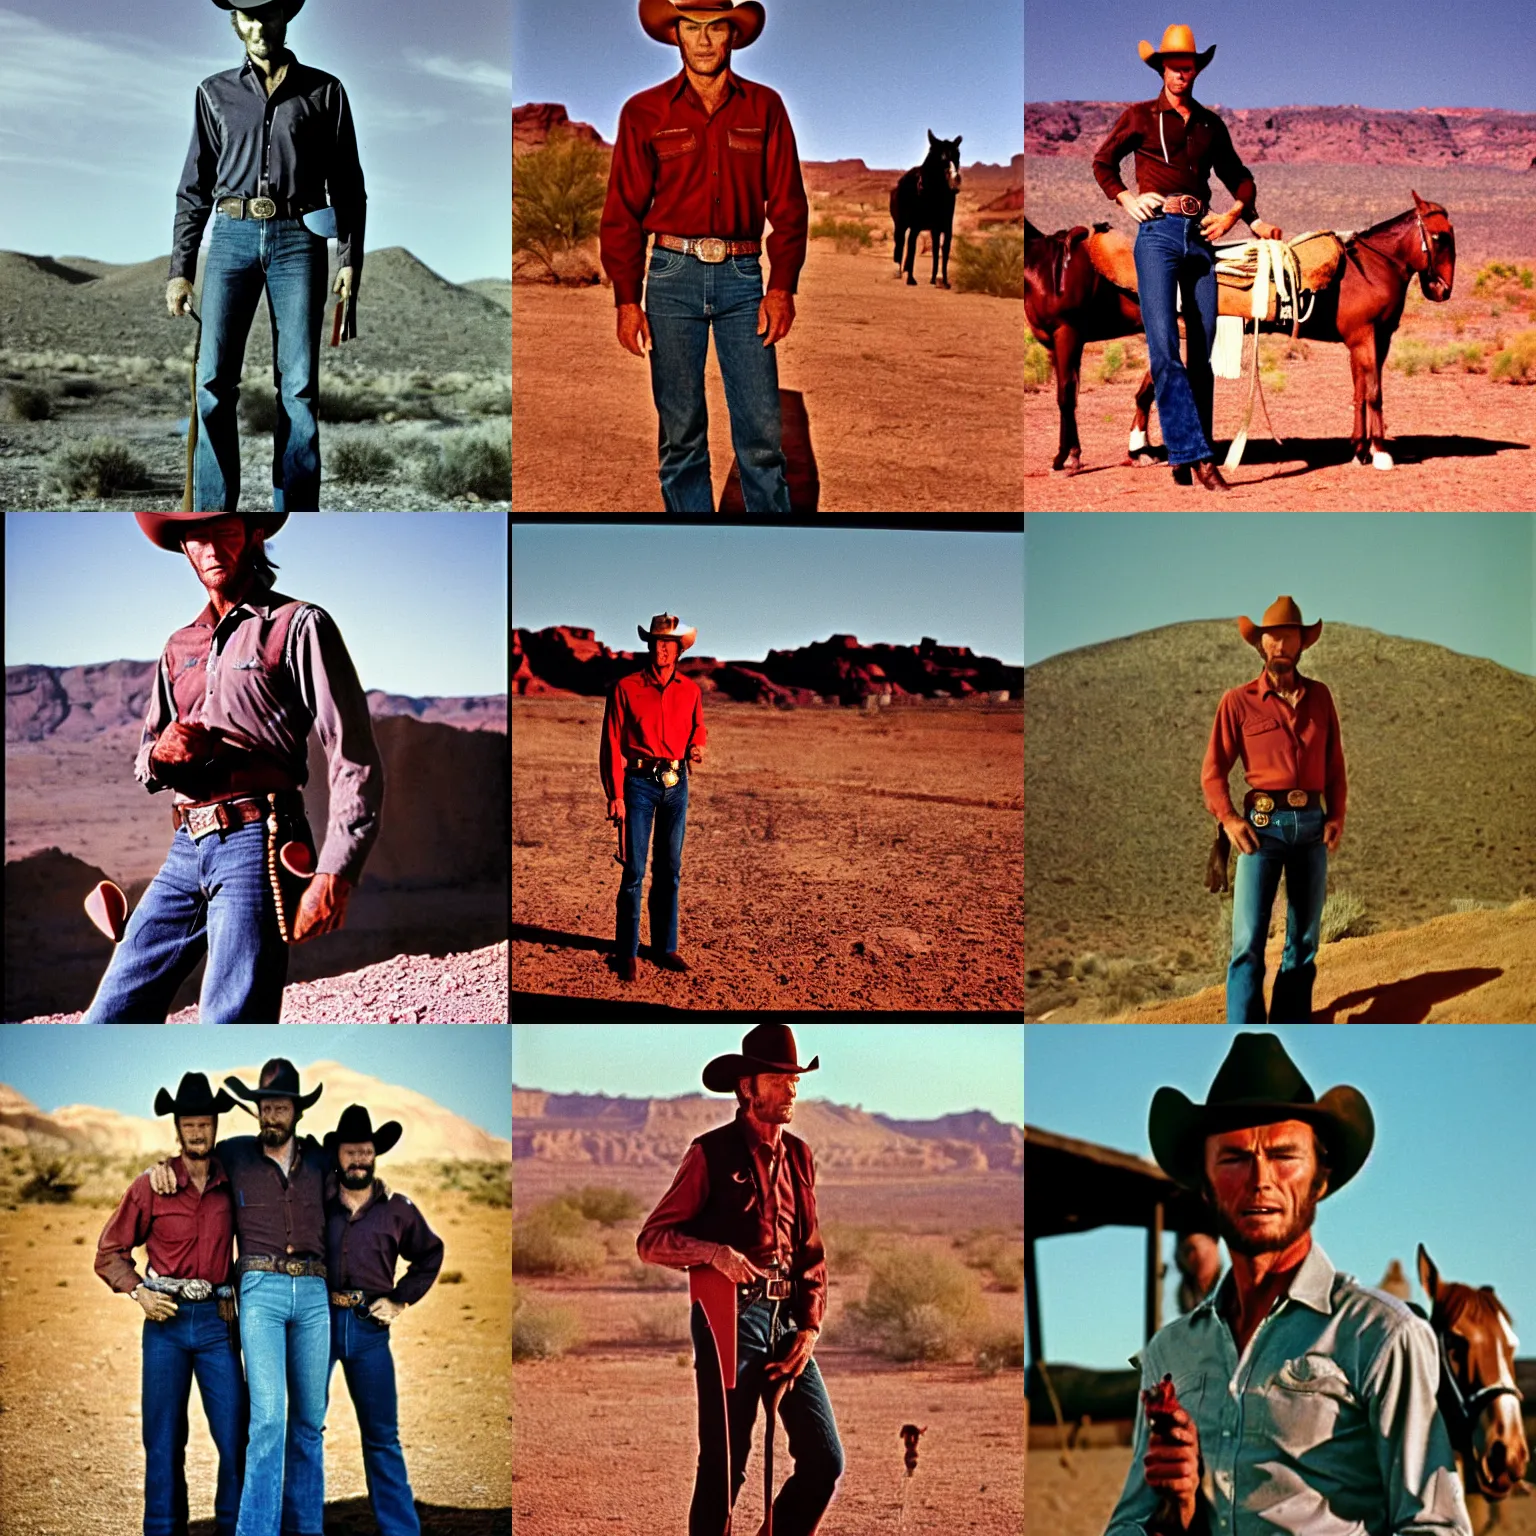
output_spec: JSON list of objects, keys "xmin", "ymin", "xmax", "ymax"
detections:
[
  {"xmin": 211, "ymin": 1, "xmax": 305, "ymax": 15},
  {"xmin": 1149, "ymin": 1033, "xmax": 1374, "ymax": 1196},
  {"xmin": 225, "ymin": 1057, "xmax": 323, "ymax": 1114},
  {"xmin": 703, "ymin": 1024, "xmax": 819, "ymax": 1093},
  {"xmin": 154, "ymin": 1071, "xmax": 237, "ymax": 1119},
  {"xmin": 323, "ymin": 1104, "xmax": 403, "ymax": 1159},
  {"xmin": 136, "ymin": 512, "xmax": 287, "ymax": 551}
]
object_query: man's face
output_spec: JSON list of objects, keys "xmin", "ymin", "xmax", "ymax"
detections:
[
  {"xmin": 182, "ymin": 517, "xmax": 260, "ymax": 596},
  {"xmin": 652, "ymin": 638, "xmax": 680, "ymax": 669},
  {"xmin": 1203, "ymin": 1119, "xmax": 1327, "ymax": 1257},
  {"xmin": 259, "ymin": 1097, "xmax": 298, "ymax": 1147},
  {"xmin": 1260, "ymin": 627, "xmax": 1303, "ymax": 676},
  {"xmin": 1177, "ymin": 1232, "xmax": 1221, "ymax": 1285},
  {"xmin": 677, "ymin": 16, "xmax": 733, "ymax": 76},
  {"xmin": 177, "ymin": 1115, "xmax": 216, "ymax": 1159},
  {"xmin": 741, "ymin": 1071, "xmax": 799, "ymax": 1124},
  {"xmin": 337, "ymin": 1140, "xmax": 376, "ymax": 1189},
  {"xmin": 234, "ymin": 6, "xmax": 289, "ymax": 59},
  {"xmin": 1162, "ymin": 54, "xmax": 1197, "ymax": 93}
]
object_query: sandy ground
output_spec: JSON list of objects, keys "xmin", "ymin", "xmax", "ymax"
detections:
[
  {"xmin": 0, "ymin": 1183, "xmax": 510, "ymax": 1535},
  {"xmin": 511, "ymin": 699, "xmax": 1023, "ymax": 1012},
  {"xmin": 512, "ymin": 243, "xmax": 1024, "ymax": 512}
]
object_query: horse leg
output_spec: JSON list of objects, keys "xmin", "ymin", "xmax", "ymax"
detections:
[
  {"xmin": 1127, "ymin": 367, "xmax": 1158, "ymax": 466},
  {"xmin": 1051, "ymin": 325, "xmax": 1084, "ymax": 475},
  {"xmin": 893, "ymin": 220, "xmax": 906, "ymax": 275},
  {"xmin": 1369, "ymin": 321, "xmax": 1396, "ymax": 466},
  {"xmin": 905, "ymin": 227, "xmax": 918, "ymax": 285},
  {"xmin": 938, "ymin": 228, "xmax": 952, "ymax": 289},
  {"xmin": 1345, "ymin": 341, "xmax": 1372, "ymax": 465}
]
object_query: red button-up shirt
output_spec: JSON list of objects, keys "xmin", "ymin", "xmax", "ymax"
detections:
[
  {"xmin": 1202, "ymin": 670, "xmax": 1348, "ymax": 827},
  {"xmin": 94, "ymin": 1155, "xmax": 235, "ymax": 1295},
  {"xmin": 1092, "ymin": 91, "xmax": 1258, "ymax": 211},
  {"xmin": 600, "ymin": 68, "xmax": 810, "ymax": 307},
  {"xmin": 599, "ymin": 666, "xmax": 708, "ymax": 802}
]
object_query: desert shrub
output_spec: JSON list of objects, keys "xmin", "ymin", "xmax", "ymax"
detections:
[
  {"xmin": 1097, "ymin": 341, "xmax": 1126, "ymax": 384},
  {"xmin": 845, "ymin": 1248, "xmax": 986, "ymax": 1362},
  {"xmin": 20, "ymin": 1151, "xmax": 81, "ymax": 1203},
  {"xmin": 957, "ymin": 1230, "xmax": 1024, "ymax": 1291},
  {"xmin": 1473, "ymin": 260, "xmax": 1535, "ymax": 295},
  {"xmin": 975, "ymin": 1323, "xmax": 1026, "ymax": 1375},
  {"xmin": 563, "ymin": 1185, "xmax": 643, "ymax": 1226},
  {"xmin": 1023, "ymin": 336, "xmax": 1051, "ymax": 391},
  {"xmin": 823, "ymin": 1221, "xmax": 885, "ymax": 1273},
  {"xmin": 951, "ymin": 232, "xmax": 1023, "ymax": 299},
  {"xmin": 320, "ymin": 382, "xmax": 386, "ymax": 423},
  {"xmin": 1489, "ymin": 330, "xmax": 1536, "ymax": 382},
  {"xmin": 329, "ymin": 435, "xmax": 397, "ymax": 484},
  {"xmin": 632, "ymin": 1301, "xmax": 690, "ymax": 1346},
  {"xmin": 513, "ymin": 1199, "xmax": 605, "ymax": 1276},
  {"xmin": 46, "ymin": 437, "xmax": 152, "ymax": 499},
  {"xmin": 512, "ymin": 1296, "xmax": 582, "ymax": 1360},
  {"xmin": 1393, "ymin": 340, "xmax": 1482, "ymax": 376},
  {"xmin": 239, "ymin": 389, "xmax": 279, "ymax": 433},
  {"xmin": 438, "ymin": 1270, "xmax": 465, "ymax": 1284},
  {"xmin": 4, "ymin": 383, "xmax": 54, "ymax": 421},
  {"xmin": 1101, "ymin": 957, "xmax": 1171, "ymax": 1011},
  {"xmin": 513, "ymin": 135, "xmax": 607, "ymax": 282},
  {"xmin": 1450, "ymin": 896, "xmax": 1506, "ymax": 913},
  {"xmin": 627, "ymin": 1262, "xmax": 688, "ymax": 1291},
  {"xmin": 416, "ymin": 427, "xmax": 510, "ymax": 502},
  {"xmin": 810, "ymin": 216, "xmax": 874, "ymax": 254},
  {"xmin": 1320, "ymin": 890, "xmax": 1370, "ymax": 944},
  {"xmin": 59, "ymin": 376, "xmax": 105, "ymax": 399},
  {"xmin": 433, "ymin": 1159, "xmax": 510, "ymax": 1206}
]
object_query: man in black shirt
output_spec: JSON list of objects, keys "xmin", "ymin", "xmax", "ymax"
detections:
[{"xmin": 167, "ymin": 0, "xmax": 366, "ymax": 512}]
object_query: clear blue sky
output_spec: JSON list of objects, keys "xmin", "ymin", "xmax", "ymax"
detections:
[
  {"xmin": 1024, "ymin": 0, "xmax": 1534, "ymax": 110},
  {"xmin": 0, "ymin": 1024, "xmax": 511, "ymax": 1137},
  {"xmin": 4, "ymin": 512, "xmax": 509, "ymax": 696},
  {"xmin": 1025, "ymin": 514, "xmax": 1535, "ymax": 676},
  {"xmin": 514, "ymin": 0, "xmax": 1023, "ymax": 169},
  {"xmin": 2, "ymin": 0, "xmax": 510, "ymax": 281},
  {"xmin": 1025, "ymin": 1025, "xmax": 1536, "ymax": 1370},
  {"xmin": 512, "ymin": 524, "xmax": 1024, "ymax": 665},
  {"xmin": 514, "ymin": 1024, "xmax": 1024, "ymax": 1124}
]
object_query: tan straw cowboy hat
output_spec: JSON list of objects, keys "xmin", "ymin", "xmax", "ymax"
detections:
[
  {"xmin": 637, "ymin": 612, "xmax": 697, "ymax": 651},
  {"xmin": 1138, "ymin": 22, "xmax": 1215, "ymax": 73},
  {"xmin": 639, "ymin": 0, "xmax": 765, "ymax": 48},
  {"xmin": 1237, "ymin": 594, "xmax": 1322, "ymax": 652}
]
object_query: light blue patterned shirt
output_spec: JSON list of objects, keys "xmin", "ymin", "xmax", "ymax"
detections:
[{"xmin": 1105, "ymin": 1241, "xmax": 1472, "ymax": 1536}]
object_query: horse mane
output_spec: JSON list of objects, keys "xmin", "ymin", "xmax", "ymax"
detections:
[
  {"xmin": 1352, "ymin": 201, "xmax": 1447, "ymax": 243},
  {"xmin": 1435, "ymin": 1279, "xmax": 1515, "ymax": 1331}
]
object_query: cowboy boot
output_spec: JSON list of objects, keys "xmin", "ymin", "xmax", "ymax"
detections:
[
  {"xmin": 617, "ymin": 955, "xmax": 637, "ymax": 983},
  {"xmin": 1193, "ymin": 460, "xmax": 1230, "ymax": 492},
  {"xmin": 1172, "ymin": 464, "xmax": 1193, "ymax": 486}
]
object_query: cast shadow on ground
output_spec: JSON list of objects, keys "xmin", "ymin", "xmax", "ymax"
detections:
[
  {"xmin": 191, "ymin": 1501, "xmax": 509, "ymax": 1535},
  {"xmin": 513, "ymin": 990, "xmax": 703, "ymax": 1019},
  {"xmin": 1312, "ymin": 967, "xmax": 1504, "ymax": 1023},
  {"xmin": 718, "ymin": 389, "xmax": 821, "ymax": 512},
  {"xmin": 1224, "ymin": 435, "xmax": 1529, "ymax": 480},
  {"xmin": 510, "ymin": 922, "xmax": 612, "ymax": 954}
]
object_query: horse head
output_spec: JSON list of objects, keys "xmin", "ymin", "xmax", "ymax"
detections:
[
  {"xmin": 926, "ymin": 128, "xmax": 963, "ymax": 193},
  {"xmin": 1418, "ymin": 1244, "xmax": 1529, "ymax": 1500},
  {"xmin": 1410, "ymin": 190, "xmax": 1456, "ymax": 301}
]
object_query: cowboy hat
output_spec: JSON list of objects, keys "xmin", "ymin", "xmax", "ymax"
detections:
[
  {"xmin": 323, "ymin": 1104, "xmax": 403, "ymax": 1159},
  {"xmin": 1138, "ymin": 23, "xmax": 1215, "ymax": 73},
  {"xmin": 225, "ymin": 1057, "xmax": 323, "ymax": 1113},
  {"xmin": 1149, "ymin": 1032, "xmax": 1374, "ymax": 1196},
  {"xmin": 1237, "ymin": 595, "xmax": 1322, "ymax": 652},
  {"xmin": 703, "ymin": 1024, "xmax": 819, "ymax": 1093},
  {"xmin": 154, "ymin": 1071, "xmax": 237, "ymax": 1119},
  {"xmin": 639, "ymin": 0, "xmax": 764, "ymax": 49},
  {"xmin": 135, "ymin": 512, "xmax": 287, "ymax": 551},
  {"xmin": 211, "ymin": 1, "xmax": 305, "ymax": 15},
  {"xmin": 637, "ymin": 612, "xmax": 698, "ymax": 651}
]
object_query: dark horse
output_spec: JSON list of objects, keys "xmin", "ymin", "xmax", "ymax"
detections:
[{"xmin": 892, "ymin": 131, "xmax": 963, "ymax": 287}]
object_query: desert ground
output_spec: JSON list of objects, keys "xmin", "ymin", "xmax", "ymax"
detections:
[
  {"xmin": 511, "ymin": 698, "xmax": 1024, "ymax": 1013},
  {"xmin": 0, "ymin": 1169, "xmax": 510, "ymax": 1535},
  {"xmin": 1024, "ymin": 162, "xmax": 1536, "ymax": 509}
]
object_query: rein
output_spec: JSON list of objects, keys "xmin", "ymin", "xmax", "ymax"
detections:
[{"xmin": 1349, "ymin": 208, "xmax": 1439, "ymax": 290}]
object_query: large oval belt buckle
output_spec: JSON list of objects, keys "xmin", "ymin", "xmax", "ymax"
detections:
[
  {"xmin": 1252, "ymin": 794, "xmax": 1275, "ymax": 814},
  {"xmin": 661, "ymin": 768, "xmax": 680, "ymax": 788},
  {"xmin": 695, "ymin": 237, "xmax": 727, "ymax": 263},
  {"xmin": 1287, "ymin": 790, "xmax": 1310, "ymax": 807},
  {"xmin": 248, "ymin": 196, "xmax": 278, "ymax": 219},
  {"xmin": 1252, "ymin": 811, "xmax": 1271, "ymax": 828}
]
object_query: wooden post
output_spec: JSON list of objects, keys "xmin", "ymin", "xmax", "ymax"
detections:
[
  {"xmin": 1025, "ymin": 1237, "xmax": 1043, "ymax": 1368},
  {"xmin": 1145, "ymin": 1200, "xmax": 1164, "ymax": 1341}
]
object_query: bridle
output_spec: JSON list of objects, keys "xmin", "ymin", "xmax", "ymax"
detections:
[
  {"xmin": 1417, "ymin": 1301, "xmax": 1525, "ymax": 1495},
  {"xmin": 1351, "ymin": 206, "xmax": 1449, "ymax": 296}
]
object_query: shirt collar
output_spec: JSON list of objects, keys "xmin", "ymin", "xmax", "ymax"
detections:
[
  {"xmin": 1256, "ymin": 667, "xmax": 1309, "ymax": 701},
  {"xmin": 171, "ymin": 1153, "xmax": 229, "ymax": 1192},
  {"xmin": 1196, "ymin": 1238, "xmax": 1337, "ymax": 1322},
  {"xmin": 241, "ymin": 50, "xmax": 298, "ymax": 83},
  {"xmin": 671, "ymin": 66, "xmax": 741, "ymax": 106},
  {"xmin": 191, "ymin": 577, "xmax": 277, "ymax": 630},
  {"xmin": 1156, "ymin": 89, "xmax": 1203, "ymax": 117}
]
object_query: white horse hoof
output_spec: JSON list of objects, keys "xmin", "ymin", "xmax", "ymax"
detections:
[
  {"xmin": 1372, "ymin": 450, "xmax": 1394, "ymax": 470},
  {"xmin": 1128, "ymin": 427, "xmax": 1149, "ymax": 454}
]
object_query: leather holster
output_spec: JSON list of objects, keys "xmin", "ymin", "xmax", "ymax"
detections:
[{"xmin": 1205, "ymin": 825, "xmax": 1232, "ymax": 894}]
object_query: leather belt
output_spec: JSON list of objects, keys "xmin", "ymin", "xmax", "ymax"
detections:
[
  {"xmin": 739, "ymin": 1275, "xmax": 793, "ymax": 1304},
  {"xmin": 1160, "ymin": 194, "xmax": 1207, "ymax": 217},
  {"xmin": 655, "ymin": 234, "xmax": 761, "ymax": 263},
  {"xmin": 217, "ymin": 195, "xmax": 321, "ymax": 221},
  {"xmin": 173, "ymin": 796, "xmax": 268, "ymax": 841},
  {"xmin": 329, "ymin": 1290, "xmax": 370, "ymax": 1309},
  {"xmin": 238, "ymin": 1255, "xmax": 327, "ymax": 1279},
  {"xmin": 631, "ymin": 756, "xmax": 684, "ymax": 787},
  {"xmin": 1244, "ymin": 788, "xmax": 1321, "ymax": 826},
  {"xmin": 143, "ymin": 1275, "xmax": 235, "ymax": 1301}
]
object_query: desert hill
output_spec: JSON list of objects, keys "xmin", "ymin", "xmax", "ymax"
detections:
[
  {"xmin": 1026, "ymin": 101, "xmax": 1536, "ymax": 169},
  {"xmin": 512, "ymin": 1088, "xmax": 1021, "ymax": 1171},
  {"xmin": 1025, "ymin": 620, "xmax": 1536, "ymax": 1014},
  {"xmin": 514, "ymin": 625, "xmax": 1022, "ymax": 705}
]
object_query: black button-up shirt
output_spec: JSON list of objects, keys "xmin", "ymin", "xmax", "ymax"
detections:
[
  {"xmin": 217, "ymin": 1133, "xmax": 330, "ymax": 1265},
  {"xmin": 1092, "ymin": 92, "xmax": 1258, "ymax": 211},
  {"xmin": 171, "ymin": 52, "xmax": 367, "ymax": 284},
  {"xmin": 324, "ymin": 1178, "xmax": 444, "ymax": 1305}
]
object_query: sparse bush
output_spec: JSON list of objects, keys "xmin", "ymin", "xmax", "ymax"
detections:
[
  {"xmin": 632, "ymin": 1302, "xmax": 690, "ymax": 1346},
  {"xmin": 434, "ymin": 1160, "xmax": 511, "ymax": 1207},
  {"xmin": 329, "ymin": 435, "xmax": 397, "ymax": 483},
  {"xmin": 951, "ymin": 231, "xmax": 1023, "ymax": 299},
  {"xmin": 845, "ymin": 1248, "xmax": 987, "ymax": 1362},
  {"xmin": 320, "ymin": 383, "xmax": 386, "ymax": 423},
  {"xmin": 1393, "ymin": 339, "xmax": 1485, "ymax": 377},
  {"xmin": 1320, "ymin": 890, "xmax": 1370, "ymax": 944},
  {"xmin": 1024, "ymin": 336, "xmax": 1051, "ymax": 391},
  {"xmin": 239, "ymin": 389, "xmax": 279, "ymax": 434},
  {"xmin": 627, "ymin": 1262, "xmax": 688, "ymax": 1291},
  {"xmin": 1473, "ymin": 260, "xmax": 1535, "ymax": 295},
  {"xmin": 810, "ymin": 217, "xmax": 874, "ymax": 254},
  {"xmin": 45, "ymin": 437, "xmax": 152, "ymax": 499},
  {"xmin": 975, "ymin": 1323, "xmax": 1026, "ymax": 1375},
  {"xmin": 823, "ymin": 1222, "xmax": 885, "ymax": 1273},
  {"xmin": 1489, "ymin": 330, "xmax": 1536, "ymax": 382},
  {"xmin": 438, "ymin": 1270, "xmax": 465, "ymax": 1284},
  {"xmin": 4, "ymin": 383, "xmax": 54, "ymax": 421},
  {"xmin": 1098, "ymin": 341, "xmax": 1126, "ymax": 384},
  {"xmin": 417, "ymin": 427, "xmax": 510, "ymax": 502},
  {"xmin": 512, "ymin": 1296, "xmax": 582, "ymax": 1360},
  {"xmin": 957, "ymin": 1230, "xmax": 1024, "ymax": 1291},
  {"xmin": 564, "ymin": 1185, "xmax": 643, "ymax": 1226},
  {"xmin": 513, "ymin": 135, "xmax": 608, "ymax": 282},
  {"xmin": 20, "ymin": 1151, "xmax": 81, "ymax": 1203},
  {"xmin": 513, "ymin": 1198, "xmax": 605, "ymax": 1275},
  {"xmin": 1450, "ymin": 897, "xmax": 1506, "ymax": 913}
]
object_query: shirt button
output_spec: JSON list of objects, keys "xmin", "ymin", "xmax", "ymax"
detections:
[{"xmin": 286, "ymin": 1244, "xmax": 294, "ymax": 1254}]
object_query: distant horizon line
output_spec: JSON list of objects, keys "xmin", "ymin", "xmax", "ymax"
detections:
[
  {"xmin": 2, "ymin": 246, "xmax": 511, "ymax": 286},
  {"xmin": 1025, "ymin": 98, "xmax": 1535, "ymax": 114}
]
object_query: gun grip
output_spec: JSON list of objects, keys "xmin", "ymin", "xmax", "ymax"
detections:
[{"xmin": 85, "ymin": 881, "xmax": 129, "ymax": 944}]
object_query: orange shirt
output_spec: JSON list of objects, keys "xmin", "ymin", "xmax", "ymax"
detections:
[
  {"xmin": 600, "ymin": 666, "xmax": 708, "ymax": 802},
  {"xmin": 1202, "ymin": 670, "xmax": 1347, "ymax": 827}
]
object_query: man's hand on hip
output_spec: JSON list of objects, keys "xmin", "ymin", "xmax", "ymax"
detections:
[
  {"xmin": 1223, "ymin": 816, "xmax": 1261, "ymax": 856},
  {"xmin": 365, "ymin": 1297, "xmax": 405, "ymax": 1326},
  {"xmin": 292, "ymin": 871, "xmax": 352, "ymax": 944},
  {"xmin": 1117, "ymin": 190, "xmax": 1165, "ymax": 224},
  {"xmin": 133, "ymin": 1285, "xmax": 179, "ymax": 1322},
  {"xmin": 617, "ymin": 303, "xmax": 652, "ymax": 357},
  {"xmin": 757, "ymin": 290, "xmax": 794, "ymax": 346},
  {"xmin": 711, "ymin": 1246, "xmax": 768, "ymax": 1285},
  {"xmin": 687, "ymin": 745, "xmax": 703, "ymax": 767},
  {"xmin": 1143, "ymin": 1399, "xmax": 1202, "ymax": 1530},
  {"xmin": 764, "ymin": 1327, "xmax": 816, "ymax": 1387},
  {"xmin": 1323, "ymin": 819, "xmax": 1342, "ymax": 854}
]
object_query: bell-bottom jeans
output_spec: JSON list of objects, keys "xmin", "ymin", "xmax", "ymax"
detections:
[
  {"xmin": 141, "ymin": 1299, "xmax": 247, "ymax": 1536},
  {"xmin": 329, "ymin": 1304, "xmax": 421, "ymax": 1536},
  {"xmin": 1134, "ymin": 213, "xmax": 1218, "ymax": 468},
  {"xmin": 644, "ymin": 246, "xmax": 792, "ymax": 514},
  {"xmin": 616, "ymin": 769, "xmax": 688, "ymax": 959},
  {"xmin": 1227, "ymin": 805, "xmax": 1329, "ymax": 1024},
  {"xmin": 689, "ymin": 1295, "xmax": 845, "ymax": 1536},
  {"xmin": 82, "ymin": 821, "xmax": 289, "ymax": 1024},
  {"xmin": 236, "ymin": 1271, "xmax": 329, "ymax": 1536},
  {"xmin": 196, "ymin": 212, "xmax": 327, "ymax": 512}
]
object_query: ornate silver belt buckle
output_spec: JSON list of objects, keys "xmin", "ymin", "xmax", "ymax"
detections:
[
  {"xmin": 182, "ymin": 1279, "xmax": 212, "ymax": 1302},
  {"xmin": 248, "ymin": 196, "xmax": 278, "ymax": 220},
  {"xmin": 1287, "ymin": 790, "xmax": 1310, "ymax": 808},
  {"xmin": 1252, "ymin": 794, "xmax": 1275, "ymax": 814},
  {"xmin": 661, "ymin": 768, "xmax": 680, "ymax": 788},
  {"xmin": 285, "ymin": 1261, "xmax": 306, "ymax": 1276},
  {"xmin": 1252, "ymin": 811, "xmax": 1270, "ymax": 828},
  {"xmin": 185, "ymin": 804, "xmax": 222, "ymax": 840},
  {"xmin": 694, "ymin": 237, "xmax": 727, "ymax": 263}
]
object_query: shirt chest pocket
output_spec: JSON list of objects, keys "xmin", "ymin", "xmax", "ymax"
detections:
[
  {"xmin": 1241, "ymin": 716, "xmax": 1281, "ymax": 743},
  {"xmin": 1248, "ymin": 1352, "xmax": 1359, "ymax": 1452},
  {"xmin": 727, "ymin": 125, "xmax": 764, "ymax": 155},
  {"xmin": 653, "ymin": 128, "xmax": 698, "ymax": 162}
]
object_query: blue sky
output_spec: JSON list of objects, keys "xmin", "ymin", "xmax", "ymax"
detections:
[
  {"xmin": 1025, "ymin": 0, "xmax": 1534, "ymax": 110},
  {"xmin": 4, "ymin": 512, "xmax": 509, "ymax": 696},
  {"xmin": 515, "ymin": 0, "xmax": 1023, "ymax": 169},
  {"xmin": 1025, "ymin": 1025, "xmax": 1536, "ymax": 1370},
  {"xmin": 0, "ymin": 1024, "xmax": 512, "ymax": 1137},
  {"xmin": 1025, "ymin": 514, "xmax": 1535, "ymax": 676},
  {"xmin": 1, "ymin": 0, "xmax": 510, "ymax": 282},
  {"xmin": 512, "ymin": 524, "xmax": 1024, "ymax": 665},
  {"xmin": 514, "ymin": 1024, "xmax": 1024, "ymax": 1124}
]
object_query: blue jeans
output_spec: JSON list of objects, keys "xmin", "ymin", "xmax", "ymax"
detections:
[
  {"xmin": 616, "ymin": 769, "xmax": 688, "ymax": 958},
  {"xmin": 1227, "ymin": 805, "xmax": 1329, "ymax": 1024},
  {"xmin": 645, "ymin": 246, "xmax": 791, "ymax": 514},
  {"xmin": 196, "ymin": 212, "xmax": 327, "ymax": 512},
  {"xmin": 689, "ymin": 1296, "xmax": 844, "ymax": 1536},
  {"xmin": 1134, "ymin": 213, "xmax": 1217, "ymax": 467},
  {"xmin": 330, "ymin": 1305, "xmax": 420, "ymax": 1535},
  {"xmin": 82, "ymin": 821, "xmax": 289, "ymax": 1023},
  {"xmin": 141, "ymin": 1300, "xmax": 247, "ymax": 1536},
  {"xmin": 236, "ymin": 1271, "xmax": 329, "ymax": 1536}
]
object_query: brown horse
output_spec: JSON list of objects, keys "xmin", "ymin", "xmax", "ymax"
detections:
[{"xmin": 1417, "ymin": 1243, "xmax": 1529, "ymax": 1531}]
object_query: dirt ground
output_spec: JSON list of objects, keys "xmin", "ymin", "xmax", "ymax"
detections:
[
  {"xmin": 0, "ymin": 1182, "xmax": 510, "ymax": 1534},
  {"xmin": 511, "ymin": 699, "xmax": 1023, "ymax": 1012},
  {"xmin": 512, "ymin": 243, "xmax": 1024, "ymax": 512}
]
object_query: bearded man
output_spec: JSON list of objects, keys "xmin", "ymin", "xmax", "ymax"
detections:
[
  {"xmin": 638, "ymin": 1026, "xmax": 844, "ymax": 1536},
  {"xmin": 82, "ymin": 512, "xmax": 383, "ymax": 1024},
  {"xmin": 168, "ymin": 0, "xmax": 366, "ymax": 511},
  {"xmin": 601, "ymin": 0, "xmax": 808, "ymax": 514},
  {"xmin": 1203, "ymin": 595, "xmax": 1346, "ymax": 1026},
  {"xmin": 1106, "ymin": 1032, "xmax": 1473, "ymax": 1536}
]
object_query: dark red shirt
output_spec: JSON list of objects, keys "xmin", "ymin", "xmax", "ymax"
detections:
[
  {"xmin": 1202, "ymin": 670, "xmax": 1348, "ymax": 827},
  {"xmin": 599, "ymin": 666, "xmax": 708, "ymax": 802},
  {"xmin": 217, "ymin": 1133, "xmax": 330, "ymax": 1263},
  {"xmin": 95, "ymin": 1155, "xmax": 235, "ymax": 1295},
  {"xmin": 600, "ymin": 68, "xmax": 810, "ymax": 306},
  {"xmin": 1092, "ymin": 91, "xmax": 1258, "ymax": 211},
  {"xmin": 324, "ymin": 1178, "xmax": 444, "ymax": 1305}
]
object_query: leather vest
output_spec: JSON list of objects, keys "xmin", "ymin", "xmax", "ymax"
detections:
[{"xmin": 681, "ymin": 1118, "xmax": 815, "ymax": 1276}]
